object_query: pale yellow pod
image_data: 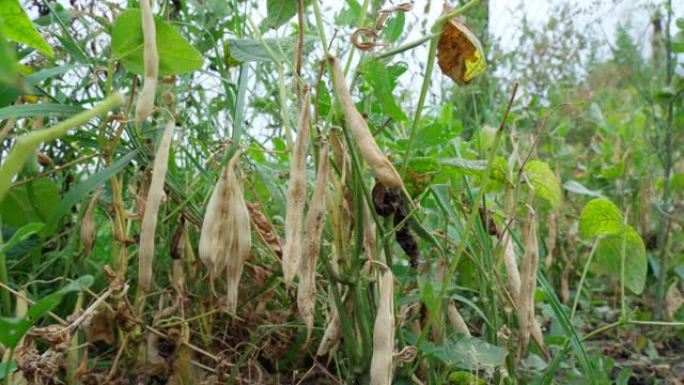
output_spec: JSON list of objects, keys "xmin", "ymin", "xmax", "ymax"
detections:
[
  {"xmin": 139, "ymin": 118, "xmax": 175, "ymax": 293},
  {"xmin": 297, "ymin": 142, "xmax": 329, "ymax": 342},
  {"xmin": 282, "ymin": 88, "xmax": 311, "ymax": 285},
  {"xmin": 135, "ymin": 0, "xmax": 158, "ymax": 125},
  {"xmin": 370, "ymin": 267, "xmax": 395, "ymax": 385},
  {"xmin": 447, "ymin": 301, "xmax": 470, "ymax": 337},
  {"xmin": 224, "ymin": 153, "xmax": 251, "ymax": 313},
  {"xmin": 80, "ymin": 189, "xmax": 101, "ymax": 257},
  {"xmin": 328, "ymin": 56, "xmax": 404, "ymax": 190},
  {"xmin": 517, "ymin": 208, "xmax": 538, "ymax": 359}
]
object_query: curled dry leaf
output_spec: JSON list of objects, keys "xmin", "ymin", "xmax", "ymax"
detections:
[
  {"xmin": 80, "ymin": 189, "xmax": 102, "ymax": 257},
  {"xmin": 297, "ymin": 142, "xmax": 330, "ymax": 343},
  {"xmin": 247, "ymin": 202, "xmax": 282, "ymax": 259},
  {"xmin": 370, "ymin": 267, "xmax": 395, "ymax": 385},
  {"xmin": 199, "ymin": 151, "xmax": 252, "ymax": 312},
  {"xmin": 436, "ymin": 5, "xmax": 486, "ymax": 85},
  {"xmin": 329, "ymin": 56, "xmax": 404, "ymax": 190},
  {"xmin": 135, "ymin": 0, "xmax": 159, "ymax": 124},
  {"xmin": 282, "ymin": 87, "xmax": 311, "ymax": 285},
  {"xmin": 139, "ymin": 118, "xmax": 175, "ymax": 293}
]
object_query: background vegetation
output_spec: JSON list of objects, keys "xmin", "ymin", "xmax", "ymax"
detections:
[{"xmin": 0, "ymin": 0, "xmax": 683, "ymax": 384}]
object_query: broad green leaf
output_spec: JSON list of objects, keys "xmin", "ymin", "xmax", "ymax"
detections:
[
  {"xmin": 415, "ymin": 334, "xmax": 507, "ymax": 370},
  {"xmin": 408, "ymin": 157, "xmax": 440, "ymax": 174},
  {"xmin": 0, "ymin": 21, "xmax": 18, "ymax": 85},
  {"xmin": 335, "ymin": 0, "xmax": 362, "ymax": 27},
  {"xmin": 0, "ymin": 222, "xmax": 43, "ymax": 254},
  {"xmin": 111, "ymin": 9, "xmax": 203, "ymax": 76},
  {"xmin": 0, "ymin": 179, "xmax": 60, "ymax": 228},
  {"xmin": 44, "ymin": 150, "xmax": 139, "ymax": 236},
  {"xmin": 260, "ymin": 0, "xmax": 310, "ymax": 30},
  {"xmin": 524, "ymin": 160, "xmax": 561, "ymax": 207},
  {"xmin": 0, "ymin": 103, "xmax": 84, "ymax": 120},
  {"xmin": 382, "ymin": 12, "xmax": 405, "ymax": 43},
  {"xmin": 593, "ymin": 226, "xmax": 647, "ymax": 294},
  {"xmin": 415, "ymin": 122, "xmax": 461, "ymax": 148},
  {"xmin": 363, "ymin": 61, "xmax": 407, "ymax": 121},
  {"xmin": 0, "ymin": 0, "xmax": 54, "ymax": 57},
  {"xmin": 224, "ymin": 36, "xmax": 316, "ymax": 64},
  {"xmin": 563, "ymin": 180, "xmax": 605, "ymax": 199},
  {"xmin": 579, "ymin": 198, "xmax": 623, "ymax": 238}
]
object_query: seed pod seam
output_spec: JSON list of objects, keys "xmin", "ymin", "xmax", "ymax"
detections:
[
  {"xmin": 282, "ymin": 87, "xmax": 311, "ymax": 285},
  {"xmin": 139, "ymin": 118, "xmax": 175, "ymax": 293},
  {"xmin": 297, "ymin": 142, "xmax": 329, "ymax": 343}
]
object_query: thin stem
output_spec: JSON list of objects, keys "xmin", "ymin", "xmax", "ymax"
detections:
[
  {"xmin": 571, "ymin": 239, "xmax": 599, "ymax": 321},
  {"xmin": 414, "ymin": 83, "xmax": 518, "ymax": 351}
]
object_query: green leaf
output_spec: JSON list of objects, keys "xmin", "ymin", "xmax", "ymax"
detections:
[
  {"xmin": 416, "ymin": 334, "xmax": 507, "ymax": 370},
  {"xmin": 0, "ymin": 179, "xmax": 60, "ymax": 228},
  {"xmin": 0, "ymin": 222, "xmax": 43, "ymax": 254},
  {"xmin": 364, "ymin": 61, "xmax": 407, "ymax": 121},
  {"xmin": 0, "ymin": 316, "xmax": 32, "ymax": 349},
  {"xmin": 0, "ymin": 103, "xmax": 85, "ymax": 120},
  {"xmin": 111, "ymin": 9, "xmax": 203, "ymax": 76},
  {"xmin": 593, "ymin": 226, "xmax": 647, "ymax": 294},
  {"xmin": 0, "ymin": 363, "xmax": 16, "ymax": 379},
  {"xmin": 538, "ymin": 274, "xmax": 598, "ymax": 384},
  {"xmin": 524, "ymin": 160, "xmax": 561, "ymax": 207},
  {"xmin": 260, "ymin": 0, "xmax": 310, "ymax": 31},
  {"xmin": 224, "ymin": 36, "xmax": 316, "ymax": 64},
  {"xmin": 415, "ymin": 122, "xmax": 461, "ymax": 148},
  {"xmin": 563, "ymin": 180, "xmax": 605, "ymax": 199},
  {"xmin": 579, "ymin": 198, "xmax": 623, "ymax": 238},
  {"xmin": 44, "ymin": 150, "xmax": 139, "ymax": 236},
  {"xmin": 0, "ymin": 0, "xmax": 54, "ymax": 57},
  {"xmin": 382, "ymin": 12, "xmax": 405, "ymax": 43},
  {"xmin": 0, "ymin": 276, "xmax": 92, "ymax": 349}
]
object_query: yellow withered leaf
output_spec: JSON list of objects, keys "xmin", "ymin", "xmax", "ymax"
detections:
[{"xmin": 436, "ymin": 5, "xmax": 486, "ymax": 85}]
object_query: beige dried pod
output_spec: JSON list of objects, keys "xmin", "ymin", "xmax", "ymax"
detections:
[
  {"xmin": 225, "ymin": 157, "xmax": 252, "ymax": 312},
  {"xmin": 328, "ymin": 56, "xmax": 404, "ymax": 190},
  {"xmin": 80, "ymin": 189, "xmax": 102, "ymax": 257},
  {"xmin": 316, "ymin": 299, "xmax": 341, "ymax": 357},
  {"xmin": 199, "ymin": 150, "xmax": 251, "ymax": 313},
  {"xmin": 517, "ymin": 207, "xmax": 539, "ymax": 359},
  {"xmin": 297, "ymin": 142, "xmax": 329, "ymax": 342},
  {"xmin": 282, "ymin": 87, "xmax": 311, "ymax": 285},
  {"xmin": 665, "ymin": 280, "xmax": 684, "ymax": 320},
  {"xmin": 370, "ymin": 267, "xmax": 395, "ymax": 385},
  {"xmin": 139, "ymin": 118, "xmax": 175, "ymax": 293},
  {"xmin": 135, "ymin": 0, "xmax": 159, "ymax": 125},
  {"xmin": 447, "ymin": 301, "xmax": 471, "ymax": 337}
]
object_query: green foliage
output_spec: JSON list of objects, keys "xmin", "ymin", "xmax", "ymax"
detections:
[
  {"xmin": 0, "ymin": 179, "xmax": 59, "ymax": 227},
  {"xmin": 410, "ymin": 333, "xmax": 507, "ymax": 371},
  {"xmin": 579, "ymin": 198, "xmax": 623, "ymax": 238},
  {"xmin": 0, "ymin": 0, "xmax": 53, "ymax": 56},
  {"xmin": 260, "ymin": 0, "xmax": 310, "ymax": 31},
  {"xmin": 579, "ymin": 199, "xmax": 647, "ymax": 294},
  {"xmin": 594, "ymin": 226, "xmax": 647, "ymax": 294},
  {"xmin": 363, "ymin": 61, "xmax": 408, "ymax": 121},
  {"xmin": 224, "ymin": 36, "xmax": 316, "ymax": 64},
  {"xmin": 111, "ymin": 9, "xmax": 203, "ymax": 76},
  {"xmin": 0, "ymin": 275, "xmax": 92, "ymax": 349},
  {"xmin": 524, "ymin": 160, "xmax": 561, "ymax": 207}
]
